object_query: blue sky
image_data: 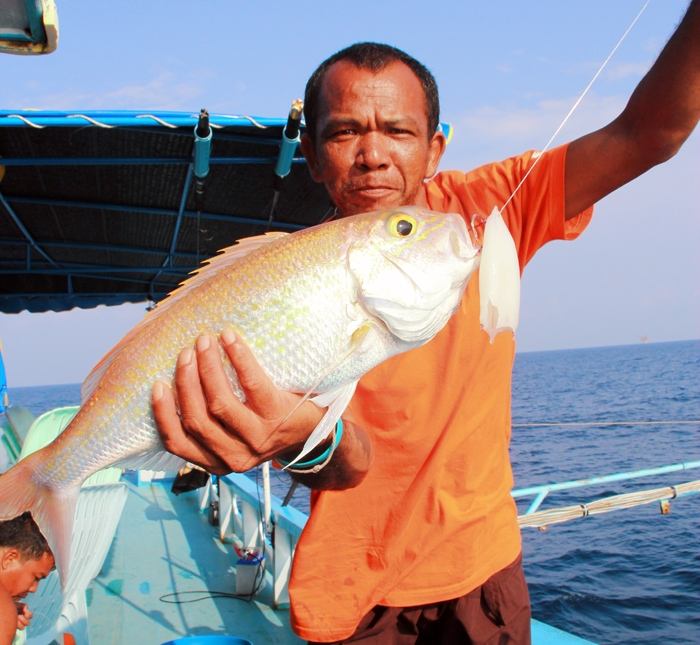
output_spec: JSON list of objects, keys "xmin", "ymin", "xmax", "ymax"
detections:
[{"xmin": 1, "ymin": 0, "xmax": 698, "ymax": 386}]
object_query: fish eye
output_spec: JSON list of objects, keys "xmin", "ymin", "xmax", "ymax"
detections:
[
  {"xmin": 396, "ymin": 220, "xmax": 413, "ymax": 236},
  {"xmin": 387, "ymin": 213, "xmax": 417, "ymax": 238}
]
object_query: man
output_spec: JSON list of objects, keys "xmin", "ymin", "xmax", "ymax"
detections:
[
  {"xmin": 152, "ymin": 2, "xmax": 699, "ymax": 642},
  {"xmin": 0, "ymin": 513, "xmax": 54, "ymax": 645}
]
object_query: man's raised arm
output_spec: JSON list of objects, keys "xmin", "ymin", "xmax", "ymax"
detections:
[{"xmin": 565, "ymin": 0, "xmax": 699, "ymax": 219}]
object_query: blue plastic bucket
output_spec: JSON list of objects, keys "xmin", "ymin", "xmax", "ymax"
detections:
[{"xmin": 160, "ymin": 636, "xmax": 252, "ymax": 645}]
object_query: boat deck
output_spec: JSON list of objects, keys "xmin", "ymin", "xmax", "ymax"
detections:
[
  {"xmin": 86, "ymin": 475, "xmax": 302, "ymax": 644},
  {"xmin": 80, "ymin": 475, "xmax": 594, "ymax": 645}
]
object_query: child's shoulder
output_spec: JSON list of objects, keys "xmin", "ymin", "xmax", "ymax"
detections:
[{"xmin": 0, "ymin": 585, "xmax": 17, "ymax": 645}]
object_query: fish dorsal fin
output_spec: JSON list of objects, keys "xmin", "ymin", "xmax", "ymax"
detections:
[
  {"xmin": 156, "ymin": 231, "xmax": 290, "ymax": 312},
  {"xmin": 81, "ymin": 231, "xmax": 289, "ymax": 402}
]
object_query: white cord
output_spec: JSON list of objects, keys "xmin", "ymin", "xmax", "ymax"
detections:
[{"xmin": 502, "ymin": 0, "xmax": 652, "ymax": 212}]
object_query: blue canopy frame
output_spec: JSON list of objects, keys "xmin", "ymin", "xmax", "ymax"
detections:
[{"xmin": 0, "ymin": 109, "xmax": 453, "ymax": 314}]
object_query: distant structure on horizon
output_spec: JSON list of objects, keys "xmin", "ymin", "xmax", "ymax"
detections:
[{"xmin": 640, "ymin": 336, "xmax": 651, "ymax": 344}]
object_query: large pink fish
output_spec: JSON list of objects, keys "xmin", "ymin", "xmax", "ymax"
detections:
[{"xmin": 0, "ymin": 206, "xmax": 484, "ymax": 586}]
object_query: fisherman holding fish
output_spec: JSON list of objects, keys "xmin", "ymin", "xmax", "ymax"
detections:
[
  {"xmin": 151, "ymin": 2, "xmax": 699, "ymax": 643},
  {"xmin": 0, "ymin": 513, "xmax": 54, "ymax": 644},
  {"xmin": 0, "ymin": 2, "xmax": 695, "ymax": 644}
]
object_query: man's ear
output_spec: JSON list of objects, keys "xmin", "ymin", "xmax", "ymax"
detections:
[
  {"xmin": 300, "ymin": 133, "xmax": 323, "ymax": 183},
  {"xmin": 425, "ymin": 130, "xmax": 447, "ymax": 179}
]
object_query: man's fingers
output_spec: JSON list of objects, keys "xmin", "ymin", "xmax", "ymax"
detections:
[
  {"xmin": 194, "ymin": 333, "xmax": 252, "ymax": 430},
  {"xmin": 152, "ymin": 380, "xmax": 231, "ymax": 474},
  {"xmin": 173, "ymin": 345, "xmax": 221, "ymax": 434},
  {"xmin": 168, "ymin": 342, "xmax": 266, "ymax": 467},
  {"xmin": 220, "ymin": 329, "xmax": 280, "ymax": 416}
]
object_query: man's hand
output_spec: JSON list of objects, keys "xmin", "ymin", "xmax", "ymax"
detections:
[
  {"xmin": 15, "ymin": 603, "xmax": 31, "ymax": 631},
  {"xmin": 152, "ymin": 329, "xmax": 324, "ymax": 475}
]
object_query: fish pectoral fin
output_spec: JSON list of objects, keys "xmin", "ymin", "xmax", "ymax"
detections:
[
  {"xmin": 270, "ymin": 321, "xmax": 373, "ymax": 470},
  {"xmin": 277, "ymin": 322, "xmax": 374, "ymax": 467},
  {"xmin": 283, "ymin": 380, "xmax": 358, "ymax": 469}
]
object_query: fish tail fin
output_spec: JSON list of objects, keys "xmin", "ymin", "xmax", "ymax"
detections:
[{"xmin": 0, "ymin": 451, "xmax": 79, "ymax": 590}]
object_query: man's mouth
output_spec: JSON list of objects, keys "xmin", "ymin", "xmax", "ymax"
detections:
[{"xmin": 352, "ymin": 185, "xmax": 395, "ymax": 196}]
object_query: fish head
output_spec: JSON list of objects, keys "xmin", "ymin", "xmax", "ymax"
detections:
[{"xmin": 347, "ymin": 206, "xmax": 480, "ymax": 344}]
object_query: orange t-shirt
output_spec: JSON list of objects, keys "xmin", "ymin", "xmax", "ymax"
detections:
[{"xmin": 289, "ymin": 144, "xmax": 593, "ymax": 642}]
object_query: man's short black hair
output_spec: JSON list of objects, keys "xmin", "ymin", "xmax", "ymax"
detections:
[
  {"xmin": 303, "ymin": 42, "xmax": 440, "ymax": 142},
  {"xmin": 0, "ymin": 512, "xmax": 51, "ymax": 561}
]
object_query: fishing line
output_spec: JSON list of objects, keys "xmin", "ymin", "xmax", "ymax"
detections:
[
  {"xmin": 159, "ymin": 590, "xmax": 254, "ymax": 603},
  {"xmin": 501, "ymin": 0, "xmax": 651, "ymax": 212}
]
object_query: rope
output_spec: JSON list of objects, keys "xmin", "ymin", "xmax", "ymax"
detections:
[
  {"xmin": 518, "ymin": 479, "xmax": 700, "ymax": 529},
  {"xmin": 5, "ymin": 114, "xmax": 45, "ymax": 129},
  {"xmin": 67, "ymin": 114, "xmax": 115, "ymax": 128},
  {"xmin": 513, "ymin": 419, "xmax": 699, "ymax": 429},
  {"xmin": 501, "ymin": 0, "xmax": 651, "ymax": 211},
  {"xmin": 3, "ymin": 112, "xmax": 270, "ymax": 130},
  {"xmin": 216, "ymin": 114, "xmax": 268, "ymax": 129},
  {"xmin": 135, "ymin": 114, "xmax": 178, "ymax": 128}
]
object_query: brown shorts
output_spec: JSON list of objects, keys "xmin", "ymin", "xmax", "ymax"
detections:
[{"xmin": 309, "ymin": 554, "xmax": 531, "ymax": 644}]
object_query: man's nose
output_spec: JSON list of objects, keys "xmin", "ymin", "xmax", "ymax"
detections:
[
  {"xmin": 28, "ymin": 581, "xmax": 38, "ymax": 593},
  {"xmin": 356, "ymin": 132, "xmax": 390, "ymax": 170}
]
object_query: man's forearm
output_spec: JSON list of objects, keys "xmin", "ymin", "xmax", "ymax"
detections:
[
  {"xmin": 565, "ymin": 1, "xmax": 699, "ymax": 218},
  {"xmin": 621, "ymin": 0, "xmax": 700, "ymax": 160}
]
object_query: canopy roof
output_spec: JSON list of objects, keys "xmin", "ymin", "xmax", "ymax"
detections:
[{"xmin": 0, "ymin": 109, "xmax": 332, "ymax": 313}]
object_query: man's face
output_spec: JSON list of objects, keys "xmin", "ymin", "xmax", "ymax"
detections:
[
  {"xmin": 301, "ymin": 60, "xmax": 446, "ymax": 216},
  {"xmin": 0, "ymin": 550, "xmax": 54, "ymax": 599}
]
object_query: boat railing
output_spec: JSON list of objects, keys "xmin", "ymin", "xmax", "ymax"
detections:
[
  {"xmin": 514, "ymin": 460, "xmax": 700, "ymax": 528},
  {"xmin": 198, "ymin": 470, "xmax": 307, "ymax": 608},
  {"xmin": 198, "ymin": 458, "xmax": 700, "ymax": 609}
]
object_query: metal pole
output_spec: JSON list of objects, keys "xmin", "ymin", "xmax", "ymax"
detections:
[{"xmin": 261, "ymin": 461, "xmax": 272, "ymax": 529}]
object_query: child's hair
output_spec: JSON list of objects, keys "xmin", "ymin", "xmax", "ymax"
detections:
[{"xmin": 0, "ymin": 512, "xmax": 51, "ymax": 560}]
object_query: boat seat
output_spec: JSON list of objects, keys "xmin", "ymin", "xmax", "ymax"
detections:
[
  {"xmin": 1, "ymin": 405, "xmax": 35, "ymax": 469},
  {"xmin": 19, "ymin": 405, "xmax": 121, "ymax": 485}
]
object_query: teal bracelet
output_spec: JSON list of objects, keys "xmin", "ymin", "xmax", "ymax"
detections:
[{"xmin": 277, "ymin": 418, "xmax": 344, "ymax": 470}]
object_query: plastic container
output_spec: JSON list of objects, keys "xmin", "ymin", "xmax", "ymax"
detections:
[
  {"xmin": 235, "ymin": 552, "xmax": 264, "ymax": 595},
  {"xmin": 160, "ymin": 636, "xmax": 252, "ymax": 645}
]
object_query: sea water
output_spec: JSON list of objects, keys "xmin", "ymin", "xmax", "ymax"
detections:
[{"xmin": 7, "ymin": 339, "xmax": 700, "ymax": 644}]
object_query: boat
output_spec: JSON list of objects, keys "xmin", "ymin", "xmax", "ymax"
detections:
[
  {"xmin": 4, "ymin": 102, "xmax": 700, "ymax": 645},
  {"xmin": 1, "ymin": 3, "xmax": 698, "ymax": 643}
]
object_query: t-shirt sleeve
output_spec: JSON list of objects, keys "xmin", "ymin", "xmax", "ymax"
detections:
[
  {"xmin": 495, "ymin": 144, "xmax": 593, "ymax": 267},
  {"xmin": 428, "ymin": 143, "xmax": 593, "ymax": 270}
]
